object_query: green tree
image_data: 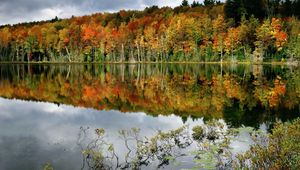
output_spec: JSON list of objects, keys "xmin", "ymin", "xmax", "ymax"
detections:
[
  {"xmin": 224, "ymin": 0, "xmax": 265, "ymax": 23},
  {"xmin": 181, "ymin": 0, "xmax": 189, "ymax": 7},
  {"xmin": 191, "ymin": 0, "xmax": 201, "ymax": 7},
  {"xmin": 204, "ymin": 0, "xmax": 215, "ymax": 6}
]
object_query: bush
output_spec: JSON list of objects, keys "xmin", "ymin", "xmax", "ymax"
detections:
[{"xmin": 235, "ymin": 118, "xmax": 300, "ymax": 169}]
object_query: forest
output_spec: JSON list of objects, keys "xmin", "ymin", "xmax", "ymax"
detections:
[{"xmin": 0, "ymin": 0, "xmax": 299, "ymax": 63}]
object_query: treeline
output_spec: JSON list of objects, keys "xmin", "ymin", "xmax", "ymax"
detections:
[{"xmin": 0, "ymin": 0, "xmax": 299, "ymax": 62}]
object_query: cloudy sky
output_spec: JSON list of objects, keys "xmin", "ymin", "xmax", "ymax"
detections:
[{"xmin": 0, "ymin": 0, "xmax": 202, "ymax": 25}]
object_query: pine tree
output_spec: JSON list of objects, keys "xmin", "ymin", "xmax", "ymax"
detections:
[
  {"xmin": 204, "ymin": 0, "xmax": 215, "ymax": 6},
  {"xmin": 191, "ymin": 0, "xmax": 201, "ymax": 7},
  {"xmin": 181, "ymin": 0, "xmax": 189, "ymax": 7}
]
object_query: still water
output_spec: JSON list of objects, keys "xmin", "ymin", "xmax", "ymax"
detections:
[{"xmin": 0, "ymin": 64, "xmax": 299, "ymax": 169}]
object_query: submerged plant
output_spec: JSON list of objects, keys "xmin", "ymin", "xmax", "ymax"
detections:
[
  {"xmin": 78, "ymin": 126, "xmax": 192, "ymax": 170},
  {"xmin": 191, "ymin": 120, "xmax": 236, "ymax": 169},
  {"xmin": 75, "ymin": 119, "xmax": 300, "ymax": 170}
]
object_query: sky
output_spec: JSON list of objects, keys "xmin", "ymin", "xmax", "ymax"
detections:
[{"xmin": 0, "ymin": 0, "xmax": 202, "ymax": 25}]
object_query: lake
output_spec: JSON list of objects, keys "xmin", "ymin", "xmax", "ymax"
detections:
[{"xmin": 0, "ymin": 64, "xmax": 299, "ymax": 169}]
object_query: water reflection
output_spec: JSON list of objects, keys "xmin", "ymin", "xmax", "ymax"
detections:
[
  {"xmin": 0, "ymin": 97, "xmax": 205, "ymax": 170},
  {"xmin": 0, "ymin": 64, "xmax": 299, "ymax": 127},
  {"xmin": 0, "ymin": 64, "xmax": 300, "ymax": 169}
]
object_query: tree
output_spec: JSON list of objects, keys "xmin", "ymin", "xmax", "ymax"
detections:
[
  {"xmin": 212, "ymin": 15, "xmax": 226, "ymax": 61},
  {"xmin": 213, "ymin": 33, "xmax": 226, "ymax": 62},
  {"xmin": 271, "ymin": 18, "xmax": 288, "ymax": 52},
  {"xmin": 191, "ymin": 1, "xmax": 201, "ymax": 7},
  {"xmin": 58, "ymin": 28, "xmax": 71, "ymax": 62},
  {"xmin": 42, "ymin": 25, "xmax": 59, "ymax": 61},
  {"xmin": 254, "ymin": 19, "xmax": 273, "ymax": 60},
  {"xmin": 224, "ymin": 27, "xmax": 240, "ymax": 61},
  {"xmin": 0, "ymin": 27, "xmax": 11, "ymax": 48},
  {"xmin": 286, "ymin": 17, "xmax": 300, "ymax": 60},
  {"xmin": 224, "ymin": 0, "xmax": 265, "ymax": 23},
  {"xmin": 204, "ymin": 0, "xmax": 215, "ymax": 6},
  {"xmin": 224, "ymin": 0, "xmax": 243, "ymax": 23},
  {"xmin": 0, "ymin": 27, "xmax": 12, "ymax": 61},
  {"xmin": 255, "ymin": 18, "xmax": 288, "ymax": 60},
  {"xmin": 0, "ymin": 4, "xmax": 298, "ymax": 63},
  {"xmin": 181, "ymin": 0, "xmax": 189, "ymax": 7}
]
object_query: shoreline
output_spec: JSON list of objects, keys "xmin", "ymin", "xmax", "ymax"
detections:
[{"xmin": 0, "ymin": 61, "xmax": 298, "ymax": 65}]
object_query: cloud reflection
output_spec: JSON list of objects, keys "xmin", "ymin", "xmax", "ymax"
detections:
[
  {"xmin": 0, "ymin": 97, "xmax": 254, "ymax": 169},
  {"xmin": 0, "ymin": 97, "xmax": 202, "ymax": 169}
]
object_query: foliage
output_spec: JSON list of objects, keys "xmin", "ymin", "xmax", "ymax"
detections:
[
  {"xmin": 78, "ymin": 126, "xmax": 192, "ymax": 169},
  {"xmin": 191, "ymin": 120, "xmax": 234, "ymax": 169},
  {"xmin": 0, "ymin": 2, "xmax": 298, "ymax": 62},
  {"xmin": 234, "ymin": 118, "xmax": 300, "ymax": 169},
  {"xmin": 42, "ymin": 162, "xmax": 54, "ymax": 170},
  {"xmin": 181, "ymin": 0, "xmax": 189, "ymax": 7},
  {"xmin": 224, "ymin": 0, "xmax": 300, "ymax": 23},
  {"xmin": 75, "ymin": 118, "xmax": 300, "ymax": 169}
]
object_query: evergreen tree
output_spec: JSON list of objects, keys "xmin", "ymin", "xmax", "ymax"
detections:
[
  {"xmin": 224, "ymin": 0, "xmax": 242, "ymax": 23},
  {"xmin": 191, "ymin": 0, "xmax": 201, "ymax": 7},
  {"xmin": 224, "ymin": 0, "xmax": 265, "ymax": 23},
  {"xmin": 283, "ymin": 0, "xmax": 292, "ymax": 17},
  {"xmin": 243, "ymin": 0, "xmax": 265, "ymax": 19},
  {"xmin": 204, "ymin": 0, "xmax": 215, "ymax": 6},
  {"xmin": 181, "ymin": 0, "xmax": 189, "ymax": 7}
]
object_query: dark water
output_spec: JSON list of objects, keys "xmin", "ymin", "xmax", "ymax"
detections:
[{"xmin": 0, "ymin": 64, "xmax": 299, "ymax": 169}]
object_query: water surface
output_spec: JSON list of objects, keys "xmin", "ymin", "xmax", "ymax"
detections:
[{"xmin": 0, "ymin": 64, "xmax": 299, "ymax": 169}]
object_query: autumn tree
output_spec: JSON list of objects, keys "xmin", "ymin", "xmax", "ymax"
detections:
[
  {"xmin": 0, "ymin": 28, "xmax": 12, "ymax": 61},
  {"xmin": 224, "ymin": 27, "xmax": 240, "ymax": 61},
  {"xmin": 0, "ymin": 4, "xmax": 298, "ymax": 63},
  {"xmin": 271, "ymin": 18, "xmax": 288, "ymax": 52},
  {"xmin": 212, "ymin": 15, "xmax": 226, "ymax": 61},
  {"xmin": 58, "ymin": 28, "xmax": 71, "ymax": 61},
  {"xmin": 255, "ymin": 18, "xmax": 288, "ymax": 61},
  {"xmin": 42, "ymin": 24, "xmax": 59, "ymax": 61}
]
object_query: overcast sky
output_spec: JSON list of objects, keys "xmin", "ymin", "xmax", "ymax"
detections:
[{"xmin": 0, "ymin": 0, "xmax": 203, "ymax": 25}]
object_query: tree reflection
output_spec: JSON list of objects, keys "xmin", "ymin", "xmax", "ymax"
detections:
[{"xmin": 0, "ymin": 64, "xmax": 299, "ymax": 127}]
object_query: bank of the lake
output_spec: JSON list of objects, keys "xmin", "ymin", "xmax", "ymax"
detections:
[{"xmin": 0, "ymin": 61, "xmax": 299, "ymax": 66}]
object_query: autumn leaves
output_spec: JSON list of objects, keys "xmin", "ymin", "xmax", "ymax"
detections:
[{"xmin": 0, "ymin": 6, "xmax": 298, "ymax": 62}]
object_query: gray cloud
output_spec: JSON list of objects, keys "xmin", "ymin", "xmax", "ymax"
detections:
[{"xmin": 0, "ymin": 0, "xmax": 201, "ymax": 25}]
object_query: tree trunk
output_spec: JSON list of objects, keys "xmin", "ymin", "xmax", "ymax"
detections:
[
  {"xmin": 65, "ymin": 46, "xmax": 71, "ymax": 62},
  {"xmin": 221, "ymin": 48, "xmax": 223, "ymax": 63},
  {"xmin": 27, "ymin": 53, "xmax": 30, "ymax": 63},
  {"xmin": 231, "ymin": 49, "xmax": 233, "ymax": 62},
  {"xmin": 21, "ymin": 46, "xmax": 25, "ymax": 62},
  {"xmin": 121, "ymin": 43, "xmax": 125, "ymax": 62},
  {"xmin": 130, "ymin": 47, "xmax": 135, "ymax": 63}
]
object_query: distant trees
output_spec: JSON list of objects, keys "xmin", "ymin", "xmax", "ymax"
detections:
[
  {"xmin": 224, "ymin": 0, "xmax": 300, "ymax": 24},
  {"xmin": 0, "ymin": 2, "xmax": 298, "ymax": 63},
  {"xmin": 181, "ymin": 0, "xmax": 189, "ymax": 7},
  {"xmin": 191, "ymin": 1, "xmax": 201, "ymax": 7},
  {"xmin": 204, "ymin": 0, "xmax": 216, "ymax": 6},
  {"xmin": 224, "ymin": 0, "xmax": 265, "ymax": 23}
]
